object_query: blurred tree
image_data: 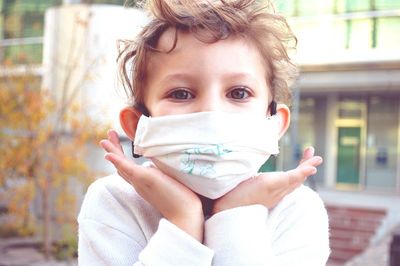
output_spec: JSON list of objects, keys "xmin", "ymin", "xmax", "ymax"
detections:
[
  {"xmin": 0, "ymin": 9, "xmax": 109, "ymax": 258},
  {"xmin": 0, "ymin": 65, "xmax": 108, "ymax": 258}
]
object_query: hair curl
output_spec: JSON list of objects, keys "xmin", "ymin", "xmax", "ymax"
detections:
[{"xmin": 118, "ymin": 0, "xmax": 298, "ymax": 113}]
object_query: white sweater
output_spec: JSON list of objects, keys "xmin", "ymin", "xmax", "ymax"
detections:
[{"xmin": 78, "ymin": 174, "xmax": 330, "ymax": 266}]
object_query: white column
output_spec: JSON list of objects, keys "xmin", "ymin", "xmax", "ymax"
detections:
[{"xmin": 325, "ymin": 94, "xmax": 337, "ymax": 188}]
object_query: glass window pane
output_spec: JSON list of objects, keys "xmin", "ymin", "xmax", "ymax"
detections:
[
  {"xmin": 298, "ymin": 0, "xmax": 335, "ymax": 16},
  {"xmin": 297, "ymin": 96, "xmax": 326, "ymax": 186},
  {"xmin": 275, "ymin": 0, "xmax": 295, "ymax": 16},
  {"xmin": 375, "ymin": 0, "xmax": 400, "ymax": 10},
  {"xmin": 366, "ymin": 96, "xmax": 399, "ymax": 189},
  {"xmin": 347, "ymin": 19, "xmax": 373, "ymax": 50},
  {"xmin": 23, "ymin": 11, "xmax": 43, "ymax": 37},
  {"xmin": 338, "ymin": 96, "xmax": 364, "ymax": 118},
  {"xmin": 279, "ymin": 97, "xmax": 326, "ymax": 185},
  {"xmin": 337, "ymin": 0, "xmax": 371, "ymax": 13},
  {"xmin": 294, "ymin": 20, "xmax": 347, "ymax": 52},
  {"xmin": 4, "ymin": 43, "xmax": 43, "ymax": 64},
  {"xmin": 376, "ymin": 17, "xmax": 400, "ymax": 49},
  {"xmin": 299, "ymin": 97, "xmax": 316, "ymax": 148},
  {"xmin": 4, "ymin": 11, "xmax": 22, "ymax": 38},
  {"xmin": 3, "ymin": 0, "xmax": 61, "ymax": 38},
  {"xmin": 0, "ymin": 13, "xmax": 4, "ymax": 40}
]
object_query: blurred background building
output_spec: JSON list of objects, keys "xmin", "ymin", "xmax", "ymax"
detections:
[
  {"xmin": 1, "ymin": 0, "xmax": 400, "ymax": 265},
  {"xmin": 2, "ymin": 0, "xmax": 398, "ymax": 191},
  {"xmin": 275, "ymin": 0, "xmax": 400, "ymax": 194},
  {"xmin": 273, "ymin": 0, "xmax": 400, "ymax": 264},
  {"xmin": 0, "ymin": 0, "xmax": 126, "ymax": 65}
]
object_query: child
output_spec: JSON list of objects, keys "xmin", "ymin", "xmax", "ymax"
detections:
[{"xmin": 78, "ymin": 0, "xmax": 330, "ymax": 265}]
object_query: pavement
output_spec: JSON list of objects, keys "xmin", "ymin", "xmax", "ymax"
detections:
[
  {"xmin": 345, "ymin": 231, "xmax": 392, "ymax": 266},
  {"xmin": 0, "ymin": 237, "xmax": 77, "ymax": 266}
]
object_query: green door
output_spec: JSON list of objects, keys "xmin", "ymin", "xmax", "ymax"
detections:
[{"xmin": 337, "ymin": 127, "xmax": 361, "ymax": 184}]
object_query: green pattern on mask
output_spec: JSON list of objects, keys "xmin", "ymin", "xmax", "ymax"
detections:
[{"xmin": 180, "ymin": 144, "xmax": 232, "ymax": 176}]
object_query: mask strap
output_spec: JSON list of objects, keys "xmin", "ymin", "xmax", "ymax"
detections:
[
  {"xmin": 269, "ymin": 100, "xmax": 277, "ymax": 116},
  {"xmin": 131, "ymin": 103, "xmax": 148, "ymax": 159},
  {"xmin": 131, "ymin": 142, "xmax": 142, "ymax": 158}
]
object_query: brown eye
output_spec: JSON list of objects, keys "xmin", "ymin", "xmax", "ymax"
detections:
[
  {"xmin": 227, "ymin": 87, "xmax": 250, "ymax": 100},
  {"xmin": 169, "ymin": 89, "xmax": 194, "ymax": 100}
]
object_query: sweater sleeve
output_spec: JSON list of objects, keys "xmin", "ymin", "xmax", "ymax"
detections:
[
  {"xmin": 204, "ymin": 204, "xmax": 274, "ymax": 265},
  {"xmin": 204, "ymin": 186, "xmax": 330, "ymax": 266},
  {"xmin": 78, "ymin": 175, "xmax": 213, "ymax": 266}
]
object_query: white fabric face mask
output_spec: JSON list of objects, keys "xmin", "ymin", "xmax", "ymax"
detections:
[{"xmin": 134, "ymin": 112, "xmax": 280, "ymax": 199}]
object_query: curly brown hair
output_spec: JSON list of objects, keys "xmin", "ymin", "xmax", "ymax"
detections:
[{"xmin": 118, "ymin": 0, "xmax": 297, "ymax": 114}]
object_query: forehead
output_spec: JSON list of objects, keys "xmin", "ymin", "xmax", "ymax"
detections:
[{"xmin": 147, "ymin": 28, "xmax": 268, "ymax": 74}]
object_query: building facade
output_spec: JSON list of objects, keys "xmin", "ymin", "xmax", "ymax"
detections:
[
  {"xmin": 2, "ymin": 0, "xmax": 399, "ymax": 193},
  {"xmin": 1, "ymin": 1, "xmax": 399, "ymax": 264},
  {"xmin": 268, "ymin": 0, "xmax": 400, "ymax": 195},
  {"xmin": 0, "ymin": 0, "xmax": 125, "ymax": 65}
]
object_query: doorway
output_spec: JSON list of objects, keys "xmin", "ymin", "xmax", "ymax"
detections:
[{"xmin": 336, "ymin": 127, "xmax": 361, "ymax": 185}]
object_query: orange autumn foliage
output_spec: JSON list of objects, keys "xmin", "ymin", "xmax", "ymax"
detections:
[{"xmin": 0, "ymin": 67, "xmax": 108, "ymax": 244}]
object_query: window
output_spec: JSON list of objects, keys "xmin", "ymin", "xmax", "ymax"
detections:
[
  {"xmin": 338, "ymin": 96, "xmax": 364, "ymax": 119},
  {"xmin": 336, "ymin": 0, "xmax": 370, "ymax": 13},
  {"xmin": 275, "ymin": 0, "xmax": 295, "ymax": 16},
  {"xmin": 297, "ymin": 0, "xmax": 335, "ymax": 16},
  {"xmin": 366, "ymin": 96, "xmax": 399, "ymax": 190},
  {"xmin": 375, "ymin": 0, "xmax": 400, "ymax": 10},
  {"xmin": 346, "ymin": 19, "xmax": 374, "ymax": 49},
  {"xmin": 1, "ymin": 0, "xmax": 62, "ymax": 63},
  {"xmin": 4, "ymin": 43, "xmax": 42, "ymax": 64},
  {"xmin": 376, "ymin": 17, "xmax": 400, "ymax": 49}
]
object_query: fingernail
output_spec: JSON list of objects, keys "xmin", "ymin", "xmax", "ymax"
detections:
[
  {"xmin": 310, "ymin": 167, "xmax": 317, "ymax": 175},
  {"xmin": 311, "ymin": 156, "xmax": 322, "ymax": 164},
  {"xmin": 104, "ymin": 153, "xmax": 113, "ymax": 162},
  {"xmin": 304, "ymin": 166, "xmax": 317, "ymax": 175}
]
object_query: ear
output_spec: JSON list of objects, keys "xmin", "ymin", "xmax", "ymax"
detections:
[
  {"xmin": 275, "ymin": 103, "xmax": 291, "ymax": 139},
  {"xmin": 119, "ymin": 107, "xmax": 142, "ymax": 140}
]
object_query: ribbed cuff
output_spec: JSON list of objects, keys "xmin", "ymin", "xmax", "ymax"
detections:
[
  {"xmin": 204, "ymin": 205, "xmax": 271, "ymax": 264},
  {"xmin": 139, "ymin": 218, "xmax": 214, "ymax": 265}
]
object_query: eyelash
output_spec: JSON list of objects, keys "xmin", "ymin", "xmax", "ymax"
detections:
[
  {"xmin": 167, "ymin": 88, "xmax": 194, "ymax": 100},
  {"xmin": 166, "ymin": 86, "xmax": 253, "ymax": 101},
  {"xmin": 226, "ymin": 87, "xmax": 252, "ymax": 100}
]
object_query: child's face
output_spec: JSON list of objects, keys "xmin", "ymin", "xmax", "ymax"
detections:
[{"xmin": 143, "ymin": 29, "xmax": 271, "ymax": 117}]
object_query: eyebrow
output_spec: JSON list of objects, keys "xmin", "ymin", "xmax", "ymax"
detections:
[
  {"xmin": 159, "ymin": 72, "xmax": 259, "ymax": 85},
  {"xmin": 159, "ymin": 73, "xmax": 196, "ymax": 85},
  {"xmin": 221, "ymin": 72, "xmax": 260, "ymax": 82}
]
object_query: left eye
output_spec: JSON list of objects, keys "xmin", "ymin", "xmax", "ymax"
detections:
[{"xmin": 227, "ymin": 87, "xmax": 250, "ymax": 100}]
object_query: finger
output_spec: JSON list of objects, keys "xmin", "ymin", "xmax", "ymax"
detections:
[
  {"xmin": 105, "ymin": 152, "xmax": 149, "ymax": 181},
  {"xmin": 103, "ymin": 152, "xmax": 129, "ymax": 176},
  {"xmin": 108, "ymin": 130, "xmax": 124, "ymax": 153},
  {"xmin": 105, "ymin": 152, "xmax": 140, "ymax": 182},
  {"xmin": 286, "ymin": 166, "xmax": 317, "ymax": 186},
  {"xmin": 299, "ymin": 146, "xmax": 315, "ymax": 164},
  {"xmin": 299, "ymin": 155, "xmax": 323, "ymax": 168},
  {"xmin": 100, "ymin": 139, "xmax": 125, "ymax": 156}
]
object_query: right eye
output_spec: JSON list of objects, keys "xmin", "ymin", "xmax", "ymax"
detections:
[{"xmin": 168, "ymin": 89, "xmax": 194, "ymax": 100}]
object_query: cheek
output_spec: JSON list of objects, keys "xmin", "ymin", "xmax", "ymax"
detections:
[
  {"xmin": 146, "ymin": 101, "xmax": 194, "ymax": 117},
  {"xmin": 250, "ymin": 96, "xmax": 270, "ymax": 116}
]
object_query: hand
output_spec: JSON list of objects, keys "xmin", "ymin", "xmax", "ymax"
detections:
[
  {"xmin": 100, "ymin": 130, "xmax": 204, "ymax": 242},
  {"xmin": 212, "ymin": 147, "xmax": 322, "ymax": 214}
]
